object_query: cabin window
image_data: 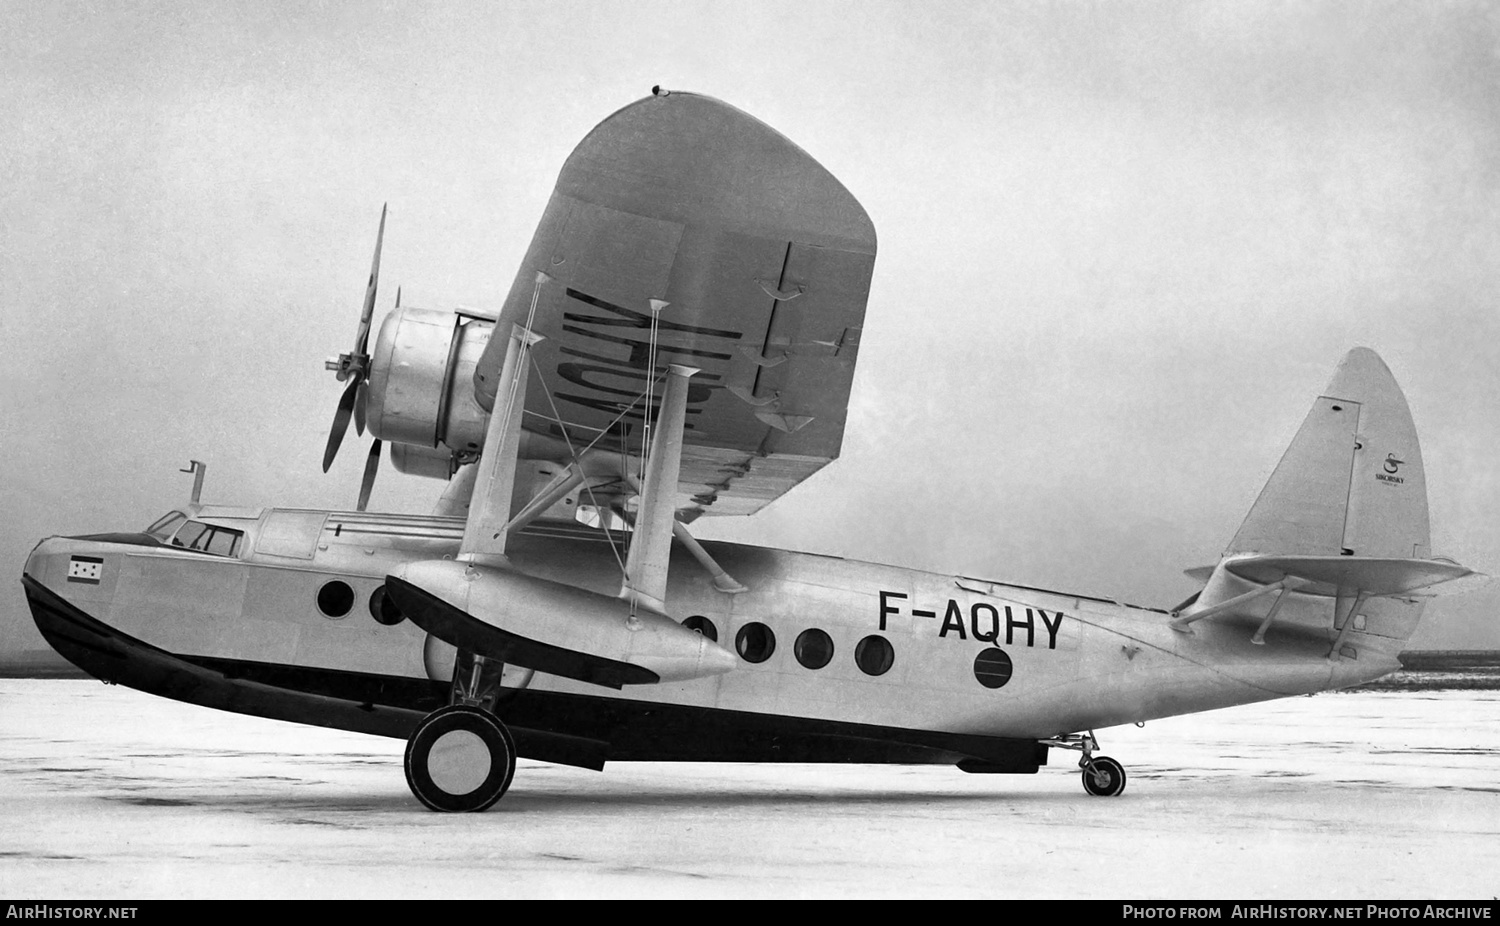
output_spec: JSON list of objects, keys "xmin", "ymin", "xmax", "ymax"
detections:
[
  {"xmin": 682, "ymin": 615, "xmax": 718, "ymax": 642},
  {"xmin": 735, "ymin": 622, "xmax": 776, "ymax": 664},
  {"xmin": 369, "ymin": 585, "xmax": 405, "ymax": 626},
  {"xmin": 256, "ymin": 510, "xmax": 328, "ymax": 559},
  {"xmin": 973, "ymin": 648, "xmax": 1013, "ymax": 689},
  {"xmin": 169, "ymin": 520, "xmax": 244, "ymax": 557},
  {"xmin": 794, "ymin": 629, "xmax": 834, "ymax": 670},
  {"xmin": 317, "ymin": 580, "xmax": 356, "ymax": 618},
  {"xmin": 854, "ymin": 635, "xmax": 894, "ymax": 676}
]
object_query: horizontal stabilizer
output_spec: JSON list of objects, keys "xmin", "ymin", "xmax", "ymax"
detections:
[
  {"xmin": 386, "ymin": 577, "xmax": 659, "ymax": 689},
  {"xmin": 1223, "ymin": 554, "xmax": 1487, "ymax": 599}
]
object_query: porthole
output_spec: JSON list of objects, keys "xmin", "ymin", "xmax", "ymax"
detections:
[
  {"xmin": 369, "ymin": 585, "xmax": 405, "ymax": 626},
  {"xmin": 735, "ymin": 622, "xmax": 776, "ymax": 664},
  {"xmin": 854, "ymin": 634, "xmax": 894, "ymax": 677},
  {"xmin": 973, "ymin": 648, "xmax": 1013, "ymax": 689},
  {"xmin": 794, "ymin": 628, "xmax": 834, "ymax": 670},
  {"xmin": 682, "ymin": 615, "xmax": 718, "ymax": 642},
  {"xmin": 316, "ymin": 580, "xmax": 355, "ymax": 619},
  {"xmin": 858, "ymin": 633, "xmax": 888, "ymax": 675}
]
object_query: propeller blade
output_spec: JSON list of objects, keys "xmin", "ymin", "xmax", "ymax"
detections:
[
  {"xmin": 357, "ymin": 440, "xmax": 382, "ymax": 512},
  {"xmin": 355, "ymin": 203, "xmax": 387, "ymax": 357},
  {"xmin": 354, "ymin": 380, "xmax": 367, "ymax": 437},
  {"xmin": 323, "ymin": 378, "xmax": 360, "ymax": 472}
]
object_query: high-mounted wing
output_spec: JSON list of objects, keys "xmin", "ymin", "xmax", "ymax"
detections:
[{"xmin": 473, "ymin": 90, "xmax": 877, "ymax": 519}]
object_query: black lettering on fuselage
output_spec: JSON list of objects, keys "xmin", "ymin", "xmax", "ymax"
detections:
[
  {"xmin": 875, "ymin": 592, "xmax": 1066, "ymax": 650},
  {"xmin": 1005, "ymin": 606, "xmax": 1033, "ymax": 647},
  {"xmin": 878, "ymin": 590, "xmax": 907, "ymax": 631},
  {"xmin": 971, "ymin": 603, "xmax": 1000, "ymax": 643},
  {"xmin": 939, "ymin": 600, "xmax": 966, "ymax": 639},
  {"xmin": 1038, "ymin": 609, "xmax": 1063, "ymax": 649}
]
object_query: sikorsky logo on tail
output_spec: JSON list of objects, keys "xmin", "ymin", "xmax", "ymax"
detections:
[{"xmin": 1377, "ymin": 453, "xmax": 1406, "ymax": 485}]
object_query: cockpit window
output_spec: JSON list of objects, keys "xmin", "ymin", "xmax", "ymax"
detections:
[
  {"xmin": 145, "ymin": 511, "xmax": 187, "ymax": 541},
  {"xmin": 170, "ymin": 519, "xmax": 244, "ymax": 557}
]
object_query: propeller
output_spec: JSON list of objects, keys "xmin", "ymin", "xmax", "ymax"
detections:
[
  {"xmin": 322, "ymin": 206, "xmax": 397, "ymax": 513},
  {"xmin": 354, "ymin": 286, "xmax": 398, "ymax": 437},
  {"xmin": 323, "ymin": 204, "xmax": 386, "ymax": 472},
  {"xmin": 357, "ymin": 440, "xmax": 382, "ymax": 512},
  {"xmin": 322, "ymin": 378, "xmax": 360, "ymax": 471}
]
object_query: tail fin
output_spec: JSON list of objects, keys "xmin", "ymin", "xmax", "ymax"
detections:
[
  {"xmin": 1228, "ymin": 347, "xmax": 1428, "ymax": 560},
  {"xmin": 1175, "ymin": 349, "xmax": 1483, "ymax": 659}
]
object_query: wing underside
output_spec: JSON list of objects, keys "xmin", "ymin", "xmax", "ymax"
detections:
[{"xmin": 474, "ymin": 92, "xmax": 877, "ymax": 519}]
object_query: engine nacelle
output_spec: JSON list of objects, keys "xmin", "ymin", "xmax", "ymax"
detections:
[
  {"xmin": 365, "ymin": 306, "xmax": 494, "ymax": 466},
  {"xmin": 389, "ymin": 443, "xmax": 458, "ymax": 479}
]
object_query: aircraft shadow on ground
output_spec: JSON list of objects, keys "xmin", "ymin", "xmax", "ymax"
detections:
[{"xmin": 93, "ymin": 782, "xmax": 1086, "ymax": 817}]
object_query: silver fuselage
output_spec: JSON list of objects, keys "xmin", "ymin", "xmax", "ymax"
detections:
[{"xmin": 23, "ymin": 504, "xmax": 1401, "ymax": 765}]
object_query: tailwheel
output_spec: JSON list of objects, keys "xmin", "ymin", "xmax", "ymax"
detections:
[
  {"xmin": 1082, "ymin": 755, "xmax": 1127, "ymax": 797},
  {"xmin": 404, "ymin": 705, "xmax": 516, "ymax": 812},
  {"xmin": 1041, "ymin": 731, "xmax": 1128, "ymax": 797}
]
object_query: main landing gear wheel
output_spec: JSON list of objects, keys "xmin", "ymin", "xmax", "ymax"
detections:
[
  {"xmin": 1082, "ymin": 756, "xmax": 1127, "ymax": 797},
  {"xmin": 404, "ymin": 705, "xmax": 517, "ymax": 812}
]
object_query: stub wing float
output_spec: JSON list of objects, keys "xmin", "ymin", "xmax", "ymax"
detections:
[{"xmin": 22, "ymin": 91, "xmax": 1486, "ymax": 812}]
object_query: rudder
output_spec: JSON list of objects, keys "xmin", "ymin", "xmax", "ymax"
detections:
[
  {"xmin": 1176, "ymin": 349, "xmax": 1482, "ymax": 661},
  {"xmin": 1227, "ymin": 347, "xmax": 1429, "ymax": 562}
]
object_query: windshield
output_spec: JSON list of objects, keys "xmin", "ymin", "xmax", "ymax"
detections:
[
  {"xmin": 144, "ymin": 511, "xmax": 187, "ymax": 541},
  {"xmin": 169, "ymin": 519, "xmax": 244, "ymax": 557}
]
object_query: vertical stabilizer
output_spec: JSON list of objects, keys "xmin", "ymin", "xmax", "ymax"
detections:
[{"xmin": 1227, "ymin": 348, "xmax": 1429, "ymax": 560}]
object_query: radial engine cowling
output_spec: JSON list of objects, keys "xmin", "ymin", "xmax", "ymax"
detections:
[{"xmin": 365, "ymin": 306, "xmax": 495, "ymax": 466}]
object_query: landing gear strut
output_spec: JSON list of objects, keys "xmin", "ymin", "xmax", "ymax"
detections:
[
  {"xmin": 405, "ymin": 649, "xmax": 517, "ymax": 812},
  {"xmin": 1042, "ymin": 731, "xmax": 1127, "ymax": 797}
]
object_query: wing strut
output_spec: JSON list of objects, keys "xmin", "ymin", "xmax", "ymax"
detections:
[
  {"xmin": 619, "ymin": 363, "xmax": 697, "ymax": 615},
  {"xmin": 460, "ymin": 317, "xmax": 544, "ymax": 565},
  {"xmin": 671, "ymin": 519, "xmax": 748, "ymax": 594},
  {"xmin": 503, "ymin": 464, "xmax": 588, "ymax": 537}
]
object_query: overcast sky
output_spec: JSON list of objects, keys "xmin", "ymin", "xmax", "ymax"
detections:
[{"xmin": 3, "ymin": 0, "xmax": 1497, "ymax": 655}]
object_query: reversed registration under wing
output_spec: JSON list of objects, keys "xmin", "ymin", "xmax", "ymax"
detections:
[{"xmin": 473, "ymin": 91, "xmax": 877, "ymax": 518}]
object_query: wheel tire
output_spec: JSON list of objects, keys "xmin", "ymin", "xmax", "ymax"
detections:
[
  {"xmin": 1082, "ymin": 756, "xmax": 1127, "ymax": 797},
  {"xmin": 404, "ymin": 705, "xmax": 517, "ymax": 812}
]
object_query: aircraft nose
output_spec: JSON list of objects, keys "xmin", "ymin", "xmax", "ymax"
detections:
[
  {"xmin": 23, "ymin": 535, "xmax": 115, "ymax": 600},
  {"xmin": 24, "ymin": 536, "xmax": 66, "ymax": 584}
]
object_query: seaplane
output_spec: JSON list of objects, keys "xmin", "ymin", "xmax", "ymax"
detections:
[{"xmin": 22, "ymin": 89, "xmax": 1486, "ymax": 812}]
